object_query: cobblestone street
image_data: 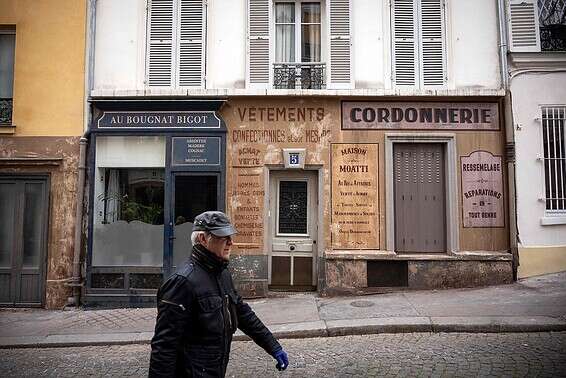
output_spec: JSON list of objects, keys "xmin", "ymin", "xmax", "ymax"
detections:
[{"xmin": 1, "ymin": 332, "xmax": 565, "ymax": 377}]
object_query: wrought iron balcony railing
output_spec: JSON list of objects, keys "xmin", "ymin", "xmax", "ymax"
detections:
[
  {"xmin": 540, "ymin": 24, "xmax": 566, "ymax": 51},
  {"xmin": 273, "ymin": 63, "xmax": 326, "ymax": 89},
  {"xmin": 0, "ymin": 98, "xmax": 13, "ymax": 125}
]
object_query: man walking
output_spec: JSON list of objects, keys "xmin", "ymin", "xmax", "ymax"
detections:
[{"xmin": 149, "ymin": 211, "xmax": 289, "ymax": 377}]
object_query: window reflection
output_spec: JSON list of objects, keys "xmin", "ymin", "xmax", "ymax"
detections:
[{"xmin": 93, "ymin": 168, "xmax": 164, "ymax": 267}]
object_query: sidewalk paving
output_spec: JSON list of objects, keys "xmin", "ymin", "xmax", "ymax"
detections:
[{"xmin": 1, "ymin": 272, "xmax": 565, "ymax": 349}]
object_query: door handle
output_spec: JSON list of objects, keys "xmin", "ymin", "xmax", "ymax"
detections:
[
  {"xmin": 289, "ymin": 244, "xmax": 296, "ymax": 251},
  {"xmin": 169, "ymin": 236, "xmax": 176, "ymax": 241}
]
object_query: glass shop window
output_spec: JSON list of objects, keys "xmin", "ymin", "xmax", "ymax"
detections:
[{"xmin": 92, "ymin": 136, "xmax": 165, "ymax": 266}]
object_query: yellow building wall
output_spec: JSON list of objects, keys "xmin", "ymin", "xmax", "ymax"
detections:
[
  {"xmin": 518, "ymin": 245, "xmax": 566, "ymax": 278},
  {"xmin": 0, "ymin": 0, "xmax": 86, "ymax": 136}
]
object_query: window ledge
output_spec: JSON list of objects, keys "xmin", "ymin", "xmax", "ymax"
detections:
[
  {"xmin": 90, "ymin": 88, "xmax": 505, "ymax": 98},
  {"xmin": 0, "ymin": 124, "xmax": 16, "ymax": 134},
  {"xmin": 540, "ymin": 216, "xmax": 566, "ymax": 226},
  {"xmin": 509, "ymin": 52, "xmax": 566, "ymax": 69},
  {"xmin": 326, "ymin": 250, "xmax": 512, "ymax": 261}
]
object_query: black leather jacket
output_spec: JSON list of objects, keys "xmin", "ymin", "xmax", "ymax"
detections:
[{"xmin": 149, "ymin": 245, "xmax": 281, "ymax": 377}]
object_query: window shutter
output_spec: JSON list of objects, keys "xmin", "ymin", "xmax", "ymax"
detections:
[
  {"xmin": 392, "ymin": 0, "xmax": 417, "ymax": 86},
  {"xmin": 148, "ymin": 0, "xmax": 174, "ymax": 87},
  {"xmin": 419, "ymin": 0, "xmax": 445, "ymax": 87},
  {"xmin": 248, "ymin": 0, "xmax": 270, "ymax": 86},
  {"xmin": 508, "ymin": 0, "xmax": 540, "ymax": 52},
  {"xmin": 329, "ymin": 0, "xmax": 351, "ymax": 87},
  {"xmin": 178, "ymin": 0, "xmax": 204, "ymax": 87}
]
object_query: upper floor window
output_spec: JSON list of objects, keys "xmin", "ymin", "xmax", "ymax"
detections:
[
  {"xmin": 509, "ymin": 0, "xmax": 566, "ymax": 52},
  {"xmin": 542, "ymin": 106, "xmax": 566, "ymax": 212},
  {"xmin": 274, "ymin": 1, "xmax": 325, "ymax": 89},
  {"xmin": 0, "ymin": 26, "xmax": 15, "ymax": 126},
  {"xmin": 275, "ymin": 2, "xmax": 321, "ymax": 63},
  {"xmin": 248, "ymin": 0, "xmax": 350, "ymax": 90},
  {"xmin": 539, "ymin": 0, "xmax": 566, "ymax": 51},
  {"xmin": 146, "ymin": 0, "xmax": 205, "ymax": 88},
  {"xmin": 391, "ymin": 0, "xmax": 447, "ymax": 88}
]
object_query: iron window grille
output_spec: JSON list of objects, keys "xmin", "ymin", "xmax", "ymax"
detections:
[
  {"xmin": 0, "ymin": 98, "xmax": 12, "ymax": 125},
  {"xmin": 539, "ymin": 0, "xmax": 566, "ymax": 51},
  {"xmin": 541, "ymin": 106, "xmax": 566, "ymax": 212},
  {"xmin": 273, "ymin": 63, "xmax": 326, "ymax": 89}
]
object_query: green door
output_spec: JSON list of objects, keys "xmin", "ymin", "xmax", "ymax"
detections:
[{"xmin": 0, "ymin": 176, "xmax": 49, "ymax": 307}]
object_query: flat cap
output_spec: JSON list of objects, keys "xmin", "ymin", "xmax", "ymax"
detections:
[{"xmin": 193, "ymin": 211, "xmax": 237, "ymax": 237}]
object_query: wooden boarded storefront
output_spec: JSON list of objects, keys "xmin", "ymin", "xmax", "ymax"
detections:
[{"xmin": 221, "ymin": 97, "xmax": 512, "ymax": 297}]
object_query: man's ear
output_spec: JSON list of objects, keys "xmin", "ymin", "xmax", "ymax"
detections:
[{"xmin": 198, "ymin": 232, "xmax": 208, "ymax": 246}]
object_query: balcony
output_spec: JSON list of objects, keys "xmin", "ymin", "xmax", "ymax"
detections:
[
  {"xmin": 273, "ymin": 63, "xmax": 326, "ymax": 90},
  {"xmin": 540, "ymin": 24, "xmax": 566, "ymax": 51},
  {"xmin": 0, "ymin": 98, "xmax": 13, "ymax": 125}
]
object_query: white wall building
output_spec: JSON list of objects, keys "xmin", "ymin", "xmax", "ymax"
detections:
[
  {"xmin": 505, "ymin": 0, "xmax": 566, "ymax": 278},
  {"xmin": 92, "ymin": 0, "xmax": 503, "ymax": 94}
]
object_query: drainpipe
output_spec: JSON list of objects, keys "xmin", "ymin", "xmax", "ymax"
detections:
[
  {"xmin": 497, "ymin": 0, "xmax": 519, "ymax": 279},
  {"xmin": 68, "ymin": 137, "xmax": 88, "ymax": 307}
]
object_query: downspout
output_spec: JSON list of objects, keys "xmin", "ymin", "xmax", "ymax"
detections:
[
  {"xmin": 497, "ymin": 0, "xmax": 519, "ymax": 280},
  {"xmin": 67, "ymin": 0, "xmax": 96, "ymax": 307},
  {"xmin": 68, "ymin": 137, "xmax": 88, "ymax": 307}
]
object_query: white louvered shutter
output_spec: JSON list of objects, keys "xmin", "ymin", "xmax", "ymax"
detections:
[
  {"xmin": 329, "ymin": 0, "xmax": 352, "ymax": 88},
  {"xmin": 419, "ymin": 0, "xmax": 445, "ymax": 87},
  {"xmin": 508, "ymin": 0, "xmax": 540, "ymax": 52},
  {"xmin": 392, "ymin": 0, "xmax": 417, "ymax": 86},
  {"xmin": 148, "ymin": 0, "xmax": 174, "ymax": 87},
  {"xmin": 248, "ymin": 0, "xmax": 270, "ymax": 86},
  {"xmin": 178, "ymin": 0, "xmax": 204, "ymax": 87}
]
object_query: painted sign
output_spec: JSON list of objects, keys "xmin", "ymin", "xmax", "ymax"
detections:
[
  {"xmin": 171, "ymin": 137, "xmax": 221, "ymax": 166},
  {"xmin": 231, "ymin": 170, "xmax": 264, "ymax": 249},
  {"xmin": 342, "ymin": 102, "xmax": 499, "ymax": 130},
  {"xmin": 461, "ymin": 151, "xmax": 504, "ymax": 228},
  {"xmin": 331, "ymin": 143, "xmax": 379, "ymax": 249},
  {"xmin": 97, "ymin": 111, "xmax": 221, "ymax": 129}
]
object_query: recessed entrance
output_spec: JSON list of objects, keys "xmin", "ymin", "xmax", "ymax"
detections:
[
  {"xmin": 170, "ymin": 174, "xmax": 219, "ymax": 269},
  {"xmin": 268, "ymin": 171, "xmax": 318, "ymax": 291}
]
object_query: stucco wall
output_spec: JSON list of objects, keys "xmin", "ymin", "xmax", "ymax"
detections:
[
  {"xmin": 0, "ymin": 137, "xmax": 81, "ymax": 309},
  {"xmin": 92, "ymin": 0, "xmax": 501, "ymax": 91},
  {"xmin": 0, "ymin": 0, "xmax": 86, "ymax": 136},
  {"xmin": 512, "ymin": 72, "xmax": 566, "ymax": 247},
  {"xmin": 512, "ymin": 71, "xmax": 566, "ymax": 277}
]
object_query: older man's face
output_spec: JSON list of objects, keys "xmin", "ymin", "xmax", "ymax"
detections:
[{"xmin": 200, "ymin": 233, "xmax": 234, "ymax": 261}]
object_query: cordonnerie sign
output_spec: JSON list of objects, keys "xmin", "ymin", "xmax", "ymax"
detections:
[{"xmin": 342, "ymin": 102, "xmax": 499, "ymax": 130}]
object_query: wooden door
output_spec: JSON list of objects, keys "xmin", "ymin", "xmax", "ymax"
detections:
[
  {"xmin": 0, "ymin": 177, "xmax": 49, "ymax": 307},
  {"xmin": 269, "ymin": 171, "xmax": 317, "ymax": 290},
  {"xmin": 394, "ymin": 144, "xmax": 446, "ymax": 253}
]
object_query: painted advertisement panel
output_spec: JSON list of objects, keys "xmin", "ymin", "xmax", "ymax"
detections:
[
  {"xmin": 461, "ymin": 150, "xmax": 504, "ymax": 228},
  {"xmin": 331, "ymin": 143, "xmax": 379, "ymax": 249}
]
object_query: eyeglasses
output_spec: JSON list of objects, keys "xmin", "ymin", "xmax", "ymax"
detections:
[{"xmin": 210, "ymin": 234, "xmax": 233, "ymax": 243}]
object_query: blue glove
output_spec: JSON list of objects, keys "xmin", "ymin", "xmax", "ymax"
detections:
[{"xmin": 273, "ymin": 348, "xmax": 289, "ymax": 371}]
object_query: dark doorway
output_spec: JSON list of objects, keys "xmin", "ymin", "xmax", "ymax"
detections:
[
  {"xmin": 0, "ymin": 176, "xmax": 49, "ymax": 307},
  {"xmin": 171, "ymin": 174, "xmax": 218, "ymax": 270}
]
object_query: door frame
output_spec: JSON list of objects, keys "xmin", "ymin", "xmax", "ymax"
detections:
[
  {"xmin": 264, "ymin": 166, "xmax": 323, "ymax": 289},
  {"xmin": 0, "ymin": 174, "xmax": 49, "ymax": 307},
  {"xmin": 385, "ymin": 134, "xmax": 459, "ymax": 254},
  {"xmin": 166, "ymin": 171, "xmax": 223, "ymax": 274}
]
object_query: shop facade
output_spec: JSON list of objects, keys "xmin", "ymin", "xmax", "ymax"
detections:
[
  {"xmin": 84, "ymin": 96, "xmax": 513, "ymax": 304},
  {"xmin": 84, "ymin": 101, "xmax": 227, "ymax": 306},
  {"xmin": 224, "ymin": 96, "xmax": 512, "ymax": 296}
]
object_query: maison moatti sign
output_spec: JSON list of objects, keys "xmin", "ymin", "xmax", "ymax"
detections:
[{"xmin": 96, "ymin": 111, "xmax": 221, "ymax": 129}]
